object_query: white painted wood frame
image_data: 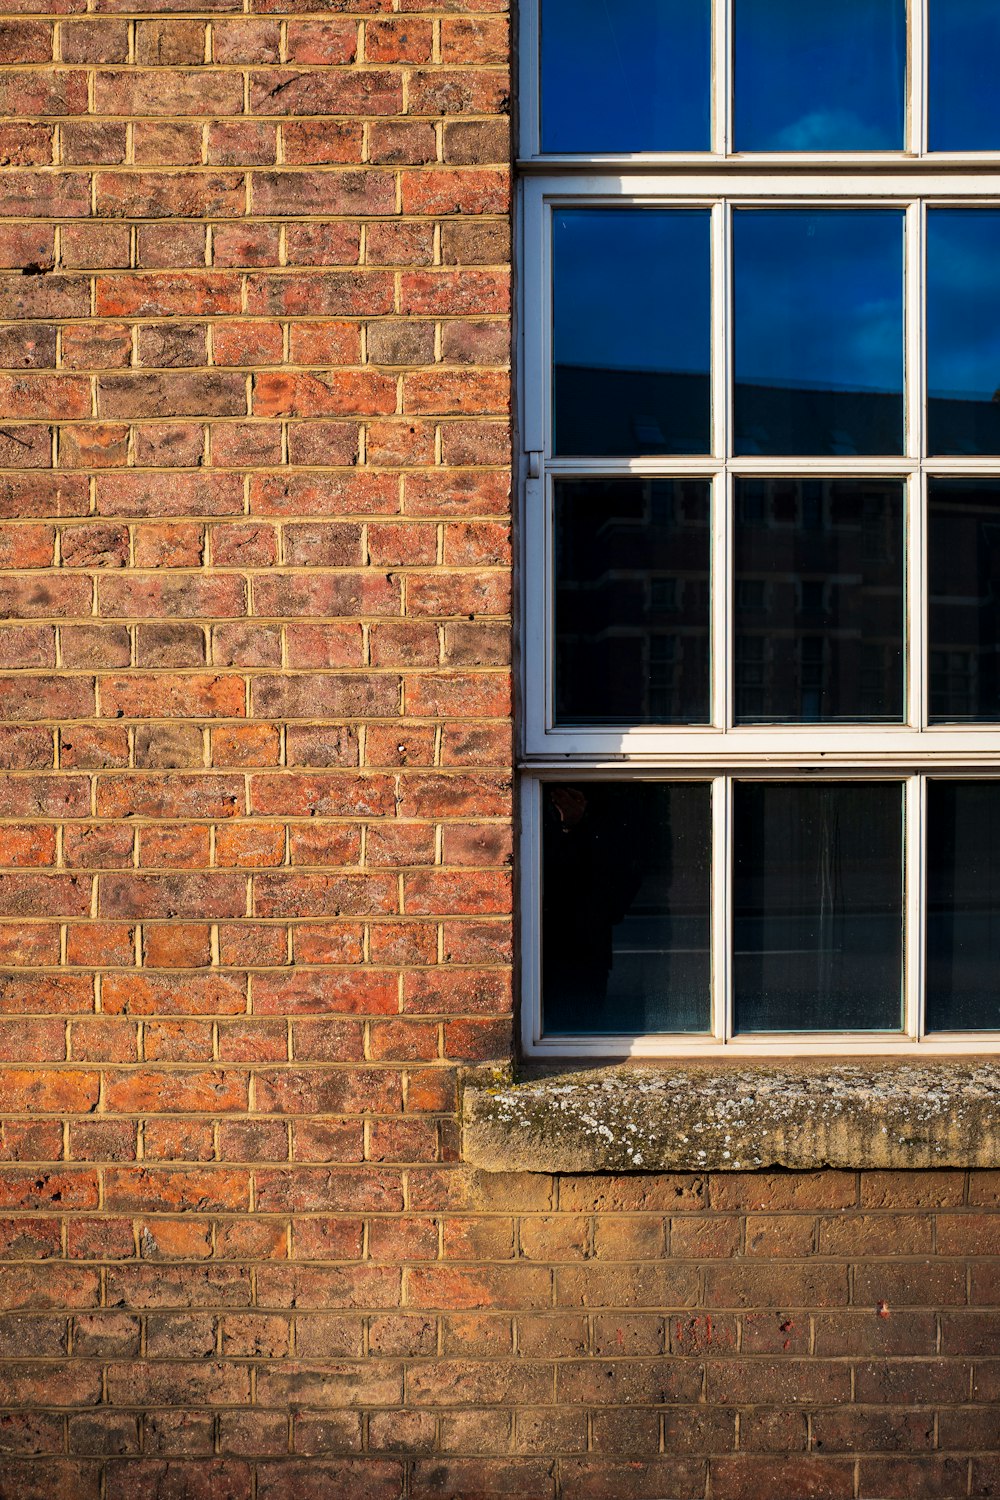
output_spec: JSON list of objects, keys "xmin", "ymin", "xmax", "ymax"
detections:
[{"xmin": 516, "ymin": 0, "xmax": 1000, "ymax": 1057}]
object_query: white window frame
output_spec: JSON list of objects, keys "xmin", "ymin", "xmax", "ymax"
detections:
[{"xmin": 517, "ymin": 2, "xmax": 1000, "ymax": 1058}]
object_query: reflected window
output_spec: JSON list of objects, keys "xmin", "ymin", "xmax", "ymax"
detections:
[
  {"xmin": 553, "ymin": 209, "xmax": 711, "ymax": 457},
  {"xmin": 554, "ymin": 478, "xmax": 711, "ymax": 726},
  {"xmin": 927, "ymin": 781, "xmax": 1000, "ymax": 1031},
  {"xmin": 734, "ymin": 211, "xmax": 904, "ymax": 456},
  {"xmin": 734, "ymin": 479, "xmax": 905, "ymax": 723},
  {"xmin": 733, "ymin": 782, "xmax": 904, "ymax": 1033},
  {"xmin": 930, "ymin": 0, "xmax": 1000, "ymax": 151},
  {"xmin": 542, "ymin": 781, "xmax": 712, "ymax": 1034},
  {"xmin": 735, "ymin": 0, "xmax": 905, "ymax": 152},
  {"xmin": 541, "ymin": 0, "xmax": 711, "ymax": 154},
  {"xmin": 928, "ymin": 211, "xmax": 1000, "ymax": 455},
  {"xmin": 928, "ymin": 480, "xmax": 1000, "ymax": 722}
]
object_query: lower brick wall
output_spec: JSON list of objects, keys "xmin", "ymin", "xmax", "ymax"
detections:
[
  {"xmin": 0, "ymin": 1165, "xmax": 995, "ymax": 1497},
  {"xmin": 0, "ymin": 2, "xmax": 994, "ymax": 1497}
]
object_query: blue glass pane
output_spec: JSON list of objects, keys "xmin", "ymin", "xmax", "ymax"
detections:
[
  {"xmin": 736, "ymin": 0, "xmax": 905, "ymax": 151},
  {"xmin": 553, "ymin": 209, "xmax": 711, "ymax": 456},
  {"xmin": 734, "ymin": 211, "xmax": 904, "ymax": 457},
  {"xmin": 541, "ymin": 0, "xmax": 710, "ymax": 154},
  {"xmin": 928, "ymin": 211, "xmax": 1000, "ymax": 455},
  {"xmin": 927, "ymin": 782, "xmax": 1000, "ymax": 1031},
  {"xmin": 543, "ymin": 781, "xmax": 712, "ymax": 1034},
  {"xmin": 734, "ymin": 782, "xmax": 904, "ymax": 1033},
  {"xmin": 930, "ymin": 0, "xmax": 1000, "ymax": 151}
]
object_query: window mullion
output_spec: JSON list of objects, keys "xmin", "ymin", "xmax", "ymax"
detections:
[
  {"xmin": 907, "ymin": 470, "xmax": 928, "ymax": 731},
  {"xmin": 520, "ymin": 0, "xmax": 541, "ymax": 159},
  {"xmin": 712, "ymin": 200, "xmax": 732, "ymax": 736},
  {"xmin": 520, "ymin": 777, "xmax": 543, "ymax": 1055},
  {"xmin": 714, "ymin": 199, "xmax": 731, "ymax": 462},
  {"xmin": 910, "ymin": 0, "xmax": 929, "ymax": 156},
  {"xmin": 906, "ymin": 200, "xmax": 926, "ymax": 463},
  {"xmin": 714, "ymin": 470, "xmax": 732, "ymax": 732},
  {"xmin": 712, "ymin": 775, "xmax": 732, "ymax": 1042},
  {"xmin": 716, "ymin": 0, "xmax": 732, "ymax": 156},
  {"xmin": 523, "ymin": 471, "xmax": 547, "ymax": 750},
  {"xmin": 521, "ymin": 182, "xmax": 546, "ymax": 457},
  {"xmin": 905, "ymin": 773, "xmax": 927, "ymax": 1041}
]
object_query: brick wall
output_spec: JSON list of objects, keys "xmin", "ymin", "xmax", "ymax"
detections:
[{"xmin": 0, "ymin": 0, "xmax": 997, "ymax": 1496}]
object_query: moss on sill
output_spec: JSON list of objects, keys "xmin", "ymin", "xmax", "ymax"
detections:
[{"xmin": 462, "ymin": 1060, "xmax": 1000, "ymax": 1173}]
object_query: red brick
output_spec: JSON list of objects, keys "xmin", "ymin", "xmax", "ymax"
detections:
[{"xmin": 711, "ymin": 1457, "xmax": 854, "ymax": 1500}]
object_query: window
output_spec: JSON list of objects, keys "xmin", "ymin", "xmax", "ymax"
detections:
[{"xmin": 518, "ymin": 0, "xmax": 1000, "ymax": 1056}]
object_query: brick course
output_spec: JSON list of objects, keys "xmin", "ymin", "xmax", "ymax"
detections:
[{"xmin": 0, "ymin": 1, "xmax": 994, "ymax": 1496}]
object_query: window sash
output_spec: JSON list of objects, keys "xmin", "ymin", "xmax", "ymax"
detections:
[
  {"xmin": 522, "ymin": 177, "xmax": 1000, "ymax": 760},
  {"xmin": 521, "ymin": 772, "xmax": 1000, "ymax": 1057},
  {"xmin": 519, "ymin": 45, "xmax": 1000, "ymax": 1048},
  {"xmin": 520, "ymin": 0, "xmax": 1000, "ymax": 163}
]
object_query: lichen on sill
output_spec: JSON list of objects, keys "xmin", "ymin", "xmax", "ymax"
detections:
[{"xmin": 462, "ymin": 1059, "xmax": 1000, "ymax": 1172}]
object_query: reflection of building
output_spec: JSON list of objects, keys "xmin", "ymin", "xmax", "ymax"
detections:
[
  {"xmin": 554, "ymin": 472, "xmax": 908, "ymax": 728},
  {"xmin": 556, "ymin": 369, "xmax": 1000, "ymax": 727},
  {"xmin": 555, "ymin": 364, "xmax": 711, "ymax": 455},
  {"xmin": 929, "ymin": 482, "xmax": 1000, "ymax": 720},
  {"xmin": 554, "ymin": 477, "xmax": 710, "ymax": 724},
  {"xmin": 556, "ymin": 362, "xmax": 1000, "ymax": 456},
  {"xmin": 734, "ymin": 477, "xmax": 903, "ymax": 723}
]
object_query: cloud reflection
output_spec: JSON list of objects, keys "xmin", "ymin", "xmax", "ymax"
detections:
[{"xmin": 736, "ymin": 0, "xmax": 905, "ymax": 152}]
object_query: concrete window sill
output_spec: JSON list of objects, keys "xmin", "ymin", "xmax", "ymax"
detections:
[{"xmin": 462, "ymin": 1061, "xmax": 1000, "ymax": 1173}]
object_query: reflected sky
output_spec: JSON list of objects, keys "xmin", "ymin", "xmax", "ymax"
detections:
[
  {"xmin": 735, "ymin": 0, "xmax": 905, "ymax": 151},
  {"xmin": 541, "ymin": 0, "xmax": 710, "ymax": 154},
  {"xmin": 735, "ymin": 211, "xmax": 904, "ymax": 455},
  {"xmin": 553, "ymin": 209, "xmax": 711, "ymax": 455},
  {"xmin": 930, "ymin": 0, "xmax": 1000, "ymax": 150},
  {"xmin": 928, "ymin": 212, "xmax": 1000, "ymax": 454}
]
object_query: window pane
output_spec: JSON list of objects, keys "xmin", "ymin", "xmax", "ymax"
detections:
[
  {"xmin": 927, "ymin": 211, "xmax": 1000, "ymax": 455},
  {"xmin": 930, "ymin": 0, "xmax": 1000, "ymax": 151},
  {"xmin": 733, "ymin": 782, "xmax": 904, "ymax": 1033},
  {"xmin": 734, "ymin": 211, "xmax": 904, "ymax": 457},
  {"xmin": 928, "ymin": 480, "xmax": 1000, "ymax": 721},
  {"xmin": 734, "ymin": 479, "xmax": 904, "ymax": 723},
  {"xmin": 927, "ymin": 782, "xmax": 1000, "ymax": 1031},
  {"xmin": 553, "ymin": 209, "xmax": 711, "ymax": 457},
  {"xmin": 542, "ymin": 782, "xmax": 712, "ymax": 1034},
  {"xmin": 555, "ymin": 478, "xmax": 710, "ymax": 726},
  {"xmin": 540, "ymin": 0, "xmax": 710, "ymax": 154},
  {"xmin": 735, "ymin": 0, "xmax": 905, "ymax": 152}
]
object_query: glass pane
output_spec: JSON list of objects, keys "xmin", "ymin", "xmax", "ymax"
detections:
[
  {"xmin": 927, "ymin": 211, "xmax": 1000, "ymax": 455},
  {"xmin": 734, "ymin": 479, "xmax": 904, "ymax": 723},
  {"xmin": 540, "ymin": 0, "xmax": 711, "ymax": 154},
  {"xmin": 930, "ymin": 0, "xmax": 1000, "ymax": 151},
  {"xmin": 928, "ymin": 480, "xmax": 1000, "ymax": 721},
  {"xmin": 734, "ymin": 211, "xmax": 904, "ymax": 457},
  {"xmin": 555, "ymin": 478, "xmax": 711, "ymax": 726},
  {"xmin": 927, "ymin": 782, "xmax": 1000, "ymax": 1031},
  {"xmin": 735, "ymin": 0, "xmax": 905, "ymax": 152},
  {"xmin": 542, "ymin": 781, "xmax": 712, "ymax": 1034},
  {"xmin": 553, "ymin": 209, "xmax": 711, "ymax": 457},
  {"xmin": 733, "ymin": 782, "xmax": 904, "ymax": 1033}
]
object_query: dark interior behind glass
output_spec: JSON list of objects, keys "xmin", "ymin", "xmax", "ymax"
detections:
[{"xmin": 542, "ymin": 782, "xmax": 712, "ymax": 1033}]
